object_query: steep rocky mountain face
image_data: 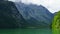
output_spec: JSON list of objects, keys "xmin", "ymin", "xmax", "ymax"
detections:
[
  {"xmin": 15, "ymin": 2, "xmax": 54, "ymax": 27},
  {"xmin": 0, "ymin": 1, "xmax": 54, "ymax": 28},
  {"xmin": 0, "ymin": 1, "xmax": 27, "ymax": 28}
]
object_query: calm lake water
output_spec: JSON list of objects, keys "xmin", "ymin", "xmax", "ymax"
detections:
[{"xmin": 0, "ymin": 28, "xmax": 52, "ymax": 34}]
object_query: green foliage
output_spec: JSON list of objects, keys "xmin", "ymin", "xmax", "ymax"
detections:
[{"xmin": 52, "ymin": 11, "xmax": 60, "ymax": 34}]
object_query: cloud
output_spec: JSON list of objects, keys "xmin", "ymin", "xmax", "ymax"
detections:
[{"xmin": 9, "ymin": 0, "xmax": 15, "ymax": 2}]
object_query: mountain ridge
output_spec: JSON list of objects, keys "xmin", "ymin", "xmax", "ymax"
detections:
[{"xmin": 14, "ymin": 2, "xmax": 54, "ymax": 27}]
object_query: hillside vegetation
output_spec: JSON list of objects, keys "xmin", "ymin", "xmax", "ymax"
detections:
[{"xmin": 52, "ymin": 11, "xmax": 60, "ymax": 34}]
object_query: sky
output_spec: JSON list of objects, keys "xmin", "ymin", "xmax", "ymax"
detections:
[{"xmin": 9, "ymin": 0, "xmax": 60, "ymax": 13}]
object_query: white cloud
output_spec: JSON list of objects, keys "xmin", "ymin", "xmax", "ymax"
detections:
[
  {"xmin": 9, "ymin": 0, "xmax": 60, "ymax": 13},
  {"xmin": 9, "ymin": 0, "xmax": 15, "ymax": 2}
]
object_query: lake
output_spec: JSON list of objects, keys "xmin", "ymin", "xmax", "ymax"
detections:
[{"xmin": 0, "ymin": 28, "xmax": 52, "ymax": 34}]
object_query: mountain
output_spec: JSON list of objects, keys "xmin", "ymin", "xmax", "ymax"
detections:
[
  {"xmin": 0, "ymin": 1, "xmax": 54, "ymax": 28},
  {"xmin": 0, "ymin": 1, "xmax": 27, "ymax": 28},
  {"xmin": 15, "ymin": 2, "xmax": 54, "ymax": 27}
]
